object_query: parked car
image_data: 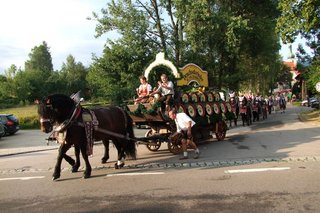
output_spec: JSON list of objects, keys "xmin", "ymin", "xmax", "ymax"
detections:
[
  {"xmin": 0, "ymin": 114, "xmax": 20, "ymax": 135},
  {"xmin": 301, "ymin": 97, "xmax": 318, "ymax": 107},
  {"xmin": 0, "ymin": 123, "xmax": 5, "ymax": 138},
  {"xmin": 311, "ymin": 98, "xmax": 320, "ymax": 109}
]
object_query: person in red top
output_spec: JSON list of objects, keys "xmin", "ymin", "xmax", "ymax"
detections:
[{"xmin": 135, "ymin": 76, "xmax": 152, "ymax": 104}]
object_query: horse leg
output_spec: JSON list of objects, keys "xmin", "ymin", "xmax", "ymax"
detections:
[
  {"xmin": 101, "ymin": 139, "xmax": 110, "ymax": 164},
  {"xmin": 72, "ymin": 145, "xmax": 81, "ymax": 172},
  {"xmin": 79, "ymin": 143, "xmax": 92, "ymax": 179},
  {"xmin": 53, "ymin": 143, "xmax": 71, "ymax": 181},
  {"xmin": 114, "ymin": 141, "xmax": 126, "ymax": 169}
]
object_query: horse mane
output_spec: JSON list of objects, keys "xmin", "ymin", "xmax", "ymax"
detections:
[{"xmin": 44, "ymin": 94, "xmax": 76, "ymax": 123}]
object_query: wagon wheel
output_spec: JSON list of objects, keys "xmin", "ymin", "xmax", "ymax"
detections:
[
  {"xmin": 167, "ymin": 141, "xmax": 182, "ymax": 154},
  {"xmin": 215, "ymin": 120, "xmax": 227, "ymax": 141},
  {"xmin": 145, "ymin": 129, "xmax": 161, "ymax": 152}
]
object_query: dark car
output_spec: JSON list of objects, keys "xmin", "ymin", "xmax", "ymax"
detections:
[
  {"xmin": 311, "ymin": 98, "xmax": 319, "ymax": 109},
  {"xmin": 0, "ymin": 123, "xmax": 5, "ymax": 138},
  {"xmin": 0, "ymin": 114, "xmax": 20, "ymax": 135}
]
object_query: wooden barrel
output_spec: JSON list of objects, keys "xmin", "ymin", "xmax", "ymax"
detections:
[
  {"xmin": 198, "ymin": 93, "xmax": 207, "ymax": 102},
  {"xmin": 205, "ymin": 103, "xmax": 214, "ymax": 115},
  {"xmin": 181, "ymin": 92, "xmax": 190, "ymax": 103},
  {"xmin": 214, "ymin": 92, "xmax": 220, "ymax": 101},
  {"xmin": 226, "ymin": 102, "xmax": 232, "ymax": 112},
  {"xmin": 196, "ymin": 103, "xmax": 206, "ymax": 117},
  {"xmin": 177, "ymin": 104, "xmax": 187, "ymax": 113},
  {"xmin": 220, "ymin": 102, "xmax": 227, "ymax": 114},
  {"xmin": 206, "ymin": 92, "xmax": 214, "ymax": 102},
  {"xmin": 212, "ymin": 102, "xmax": 221, "ymax": 114},
  {"xmin": 187, "ymin": 104, "xmax": 197, "ymax": 118},
  {"xmin": 190, "ymin": 92, "xmax": 199, "ymax": 103}
]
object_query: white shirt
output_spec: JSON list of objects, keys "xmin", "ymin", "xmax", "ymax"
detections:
[
  {"xmin": 175, "ymin": 113, "xmax": 196, "ymax": 133},
  {"xmin": 156, "ymin": 81, "xmax": 174, "ymax": 96}
]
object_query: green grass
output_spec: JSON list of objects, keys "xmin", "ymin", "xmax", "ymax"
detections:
[{"xmin": 0, "ymin": 105, "xmax": 40, "ymax": 129}]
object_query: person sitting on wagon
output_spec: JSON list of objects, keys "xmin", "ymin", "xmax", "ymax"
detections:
[
  {"xmin": 168, "ymin": 109, "xmax": 200, "ymax": 160},
  {"xmin": 149, "ymin": 74, "xmax": 174, "ymax": 112},
  {"xmin": 134, "ymin": 76, "xmax": 152, "ymax": 104}
]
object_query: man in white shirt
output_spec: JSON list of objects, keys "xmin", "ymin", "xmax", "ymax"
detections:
[
  {"xmin": 168, "ymin": 109, "xmax": 200, "ymax": 160},
  {"xmin": 150, "ymin": 74, "xmax": 174, "ymax": 112}
]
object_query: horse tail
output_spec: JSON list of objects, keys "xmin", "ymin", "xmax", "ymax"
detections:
[{"xmin": 124, "ymin": 110, "xmax": 136, "ymax": 160}]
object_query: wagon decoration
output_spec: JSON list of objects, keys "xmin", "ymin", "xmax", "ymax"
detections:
[{"xmin": 127, "ymin": 53, "xmax": 227, "ymax": 154}]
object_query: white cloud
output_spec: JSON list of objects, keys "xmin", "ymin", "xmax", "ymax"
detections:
[{"xmin": 0, "ymin": 0, "xmax": 112, "ymax": 73}]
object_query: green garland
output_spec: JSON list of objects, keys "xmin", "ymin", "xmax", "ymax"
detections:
[
  {"xmin": 146, "ymin": 102, "xmax": 161, "ymax": 115},
  {"xmin": 127, "ymin": 102, "xmax": 162, "ymax": 116}
]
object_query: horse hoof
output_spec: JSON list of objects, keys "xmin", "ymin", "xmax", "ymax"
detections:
[
  {"xmin": 72, "ymin": 166, "xmax": 79, "ymax": 173},
  {"xmin": 114, "ymin": 162, "xmax": 125, "ymax": 169},
  {"xmin": 101, "ymin": 158, "xmax": 108, "ymax": 164},
  {"xmin": 52, "ymin": 174, "xmax": 60, "ymax": 181},
  {"xmin": 83, "ymin": 174, "xmax": 91, "ymax": 179}
]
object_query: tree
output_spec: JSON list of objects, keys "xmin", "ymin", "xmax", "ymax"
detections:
[
  {"xmin": 23, "ymin": 41, "xmax": 54, "ymax": 100},
  {"xmin": 60, "ymin": 55, "xmax": 88, "ymax": 95},
  {"xmin": 276, "ymin": 0, "xmax": 320, "ymax": 94}
]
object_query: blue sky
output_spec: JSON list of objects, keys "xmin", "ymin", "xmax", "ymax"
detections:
[{"xmin": 0, "ymin": 0, "xmax": 306, "ymax": 75}]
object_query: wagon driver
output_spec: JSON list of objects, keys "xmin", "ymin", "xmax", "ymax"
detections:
[{"xmin": 168, "ymin": 109, "xmax": 200, "ymax": 160}]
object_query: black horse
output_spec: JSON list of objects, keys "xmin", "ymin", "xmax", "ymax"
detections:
[
  {"xmin": 238, "ymin": 96, "xmax": 252, "ymax": 126},
  {"xmin": 37, "ymin": 94, "xmax": 136, "ymax": 180}
]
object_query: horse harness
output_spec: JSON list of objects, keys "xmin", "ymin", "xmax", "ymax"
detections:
[{"xmin": 48, "ymin": 104, "xmax": 132, "ymax": 156}]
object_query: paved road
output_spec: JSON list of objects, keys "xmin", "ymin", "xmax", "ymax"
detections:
[{"xmin": 0, "ymin": 104, "xmax": 318, "ymax": 171}]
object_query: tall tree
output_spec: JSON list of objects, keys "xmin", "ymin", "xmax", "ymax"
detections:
[
  {"xmin": 23, "ymin": 41, "xmax": 54, "ymax": 100},
  {"xmin": 60, "ymin": 55, "xmax": 87, "ymax": 95},
  {"xmin": 277, "ymin": 0, "xmax": 320, "ymax": 95}
]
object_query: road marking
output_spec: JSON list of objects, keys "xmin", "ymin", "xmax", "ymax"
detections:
[
  {"xmin": 0, "ymin": 176, "xmax": 45, "ymax": 181},
  {"xmin": 225, "ymin": 167, "xmax": 290, "ymax": 174},
  {"xmin": 107, "ymin": 172, "xmax": 165, "ymax": 177}
]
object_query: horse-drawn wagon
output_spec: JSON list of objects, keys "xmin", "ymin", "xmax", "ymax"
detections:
[{"xmin": 126, "ymin": 53, "xmax": 229, "ymax": 154}]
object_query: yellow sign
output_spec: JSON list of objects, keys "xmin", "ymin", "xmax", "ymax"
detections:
[{"xmin": 177, "ymin": 63, "xmax": 208, "ymax": 87}]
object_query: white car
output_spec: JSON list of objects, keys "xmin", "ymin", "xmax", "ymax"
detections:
[{"xmin": 301, "ymin": 97, "xmax": 317, "ymax": 107}]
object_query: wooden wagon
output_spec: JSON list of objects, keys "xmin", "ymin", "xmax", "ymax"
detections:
[{"xmin": 126, "ymin": 53, "xmax": 228, "ymax": 154}]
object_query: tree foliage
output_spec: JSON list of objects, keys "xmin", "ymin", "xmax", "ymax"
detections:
[{"xmin": 276, "ymin": 0, "xmax": 320, "ymax": 94}]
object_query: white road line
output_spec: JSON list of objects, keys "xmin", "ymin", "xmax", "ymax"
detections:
[
  {"xmin": 225, "ymin": 167, "xmax": 291, "ymax": 174},
  {"xmin": 0, "ymin": 176, "xmax": 45, "ymax": 181},
  {"xmin": 107, "ymin": 172, "xmax": 165, "ymax": 177}
]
